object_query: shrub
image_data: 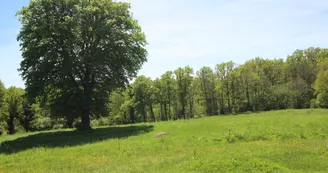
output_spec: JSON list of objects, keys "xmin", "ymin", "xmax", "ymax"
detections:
[
  {"xmin": 30, "ymin": 117, "xmax": 53, "ymax": 131},
  {"xmin": 98, "ymin": 117, "xmax": 110, "ymax": 126},
  {"xmin": 316, "ymin": 93, "xmax": 328, "ymax": 108},
  {"xmin": 310, "ymin": 99, "xmax": 319, "ymax": 108},
  {"xmin": 91, "ymin": 119, "xmax": 99, "ymax": 128},
  {"xmin": 0, "ymin": 121, "xmax": 7, "ymax": 135},
  {"xmin": 53, "ymin": 124, "xmax": 64, "ymax": 130}
]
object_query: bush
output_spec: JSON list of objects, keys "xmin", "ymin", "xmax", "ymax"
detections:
[
  {"xmin": 53, "ymin": 118, "xmax": 68, "ymax": 129},
  {"xmin": 316, "ymin": 93, "xmax": 328, "ymax": 108},
  {"xmin": 310, "ymin": 99, "xmax": 319, "ymax": 108},
  {"xmin": 30, "ymin": 117, "xmax": 53, "ymax": 131},
  {"xmin": 98, "ymin": 117, "xmax": 110, "ymax": 126},
  {"xmin": 91, "ymin": 119, "xmax": 99, "ymax": 128},
  {"xmin": 0, "ymin": 121, "xmax": 7, "ymax": 135},
  {"xmin": 53, "ymin": 124, "xmax": 64, "ymax": 130}
]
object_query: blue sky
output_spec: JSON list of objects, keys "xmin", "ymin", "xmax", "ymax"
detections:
[{"xmin": 1, "ymin": 0, "xmax": 328, "ymax": 88}]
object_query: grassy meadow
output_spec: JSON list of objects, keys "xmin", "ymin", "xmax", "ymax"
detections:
[{"xmin": 1, "ymin": 109, "xmax": 328, "ymax": 172}]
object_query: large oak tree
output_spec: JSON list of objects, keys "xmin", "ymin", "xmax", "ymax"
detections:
[{"xmin": 17, "ymin": 0, "xmax": 147, "ymax": 128}]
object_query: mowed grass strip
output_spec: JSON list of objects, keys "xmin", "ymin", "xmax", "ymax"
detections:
[{"xmin": 1, "ymin": 109, "xmax": 328, "ymax": 172}]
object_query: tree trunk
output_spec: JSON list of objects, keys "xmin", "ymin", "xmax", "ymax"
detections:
[
  {"xmin": 211, "ymin": 83, "xmax": 218, "ymax": 115},
  {"xmin": 246, "ymin": 86, "xmax": 251, "ymax": 111},
  {"xmin": 182, "ymin": 102, "xmax": 186, "ymax": 119},
  {"xmin": 220, "ymin": 93, "xmax": 225, "ymax": 115},
  {"xmin": 149, "ymin": 104, "xmax": 155, "ymax": 122},
  {"xmin": 143, "ymin": 105, "xmax": 147, "ymax": 123},
  {"xmin": 231, "ymin": 80, "xmax": 235, "ymax": 113},
  {"xmin": 168, "ymin": 102, "xmax": 171, "ymax": 120},
  {"xmin": 67, "ymin": 118, "xmax": 74, "ymax": 128},
  {"xmin": 189, "ymin": 97, "xmax": 193, "ymax": 118},
  {"xmin": 129, "ymin": 105, "xmax": 135, "ymax": 124},
  {"xmin": 81, "ymin": 109, "xmax": 91, "ymax": 128},
  {"xmin": 206, "ymin": 98, "xmax": 210, "ymax": 116},
  {"xmin": 128, "ymin": 89, "xmax": 135, "ymax": 124},
  {"xmin": 164, "ymin": 102, "xmax": 168, "ymax": 120},
  {"xmin": 24, "ymin": 116, "xmax": 29, "ymax": 132},
  {"xmin": 213, "ymin": 97, "xmax": 218, "ymax": 115},
  {"xmin": 160, "ymin": 103, "xmax": 164, "ymax": 121},
  {"xmin": 82, "ymin": 82, "xmax": 92, "ymax": 129},
  {"xmin": 226, "ymin": 82, "xmax": 231, "ymax": 113},
  {"xmin": 7, "ymin": 114, "xmax": 15, "ymax": 135},
  {"xmin": 227, "ymin": 93, "xmax": 231, "ymax": 113}
]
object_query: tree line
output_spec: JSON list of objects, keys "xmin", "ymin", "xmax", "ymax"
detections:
[
  {"xmin": 2, "ymin": 47, "xmax": 327, "ymax": 135},
  {"xmin": 108, "ymin": 47, "xmax": 328, "ymax": 124}
]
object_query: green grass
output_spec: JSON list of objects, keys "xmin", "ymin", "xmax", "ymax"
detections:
[{"xmin": 1, "ymin": 109, "xmax": 328, "ymax": 172}]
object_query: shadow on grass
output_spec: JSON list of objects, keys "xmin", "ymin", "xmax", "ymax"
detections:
[{"xmin": 0, "ymin": 125, "xmax": 153, "ymax": 155}]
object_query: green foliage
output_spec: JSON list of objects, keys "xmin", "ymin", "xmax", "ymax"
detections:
[
  {"xmin": 3, "ymin": 87, "xmax": 25, "ymax": 134},
  {"xmin": 215, "ymin": 61, "xmax": 235, "ymax": 113},
  {"xmin": 0, "ymin": 121, "xmax": 7, "ymax": 135},
  {"xmin": 174, "ymin": 66, "xmax": 194, "ymax": 119},
  {"xmin": 98, "ymin": 117, "xmax": 110, "ymax": 126},
  {"xmin": 133, "ymin": 76, "xmax": 155, "ymax": 122},
  {"xmin": 0, "ymin": 80, "xmax": 5, "ymax": 107},
  {"xmin": 109, "ymin": 88, "xmax": 133, "ymax": 124},
  {"xmin": 0, "ymin": 80, "xmax": 6, "ymax": 135},
  {"xmin": 159, "ymin": 71, "xmax": 178, "ymax": 120},
  {"xmin": 315, "ymin": 93, "xmax": 328, "ymax": 108},
  {"xmin": 91, "ymin": 119, "xmax": 99, "ymax": 128},
  {"xmin": 197, "ymin": 66, "xmax": 218, "ymax": 115},
  {"xmin": 314, "ymin": 69, "xmax": 328, "ymax": 94},
  {"xmin": 30, "ymin": 117, "xmax": 54, "ymax": 131}
]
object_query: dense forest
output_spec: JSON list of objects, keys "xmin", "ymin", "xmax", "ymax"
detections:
[{"xmin": 1, "ymin": 47, "xmax": 328, "ymax": 135}]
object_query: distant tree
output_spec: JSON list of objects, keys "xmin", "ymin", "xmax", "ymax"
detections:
[
  {"xmin": 186, "ymin": 76, "xmax": 196, "ymax": 118},
  {"xmin": 285, "ymin": 48, "xmax": 328, "ymax": 108},
  {"xmin": 0, "ymin": 80, "xmax": 5, "ymax": 108},
  {"xmin": 126, "ymin": 86, "xmax": 136, "ymax": 124},
  {"xmin": 3, "ymin": 87, "xmax": 25, "ymax": 134},
  {"xmin": 189, "ymin": 77, "xmax": 204, "ymax": 116},
  {"xmin": 314, "ymin": 67, "xmax": 328, "ymax": 94},
  {"xmin": 215, "ymin": 61, "xmax": 235, "ymax": 113},
  {"xmin": 0, "ymin": 80, "xmax": 6, "ymax": 135},
  {"xmin": 237, "ymin": 62, "xmax": 257, "ymax": 111},
  {"xmin": 109, "ymin": 88, "xmax": 130, "ymax": 124},
  {"xmin": 314, "ymin": 63, "xmax": 328, "ymax": 108},
  {"xmin": 174, "ymin": 66, "xmax": 193, "ymax": 119},
  {"xmin": 153, "ymin": 79, "xmax": 166, "ymax": 121},
  {"xmin": 18, "ymin": 97, "xmax": 36, "ymax": 132},
  {"xmin": 160, "ymin": 71, "xmax": 176, "ymax": 120},
  {"xmin": 133, "ymin": 76, "xmax": 155, "ymax": 122},
  {"xmin": 197, "ymin": 67, "xmax": 218, "ymax": 116},
  {"xmin": 17, "ymin": 0, "xmax": 147, "ymax": 129}
]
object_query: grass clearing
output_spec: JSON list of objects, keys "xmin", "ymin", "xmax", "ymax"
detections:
[{"xmin": 1, "ymin": 109, "xmax": 328, "ymax": 172}]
